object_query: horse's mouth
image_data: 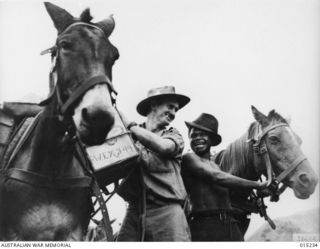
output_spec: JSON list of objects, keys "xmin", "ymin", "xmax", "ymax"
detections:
[
  {"xmin": 80, "ymin": 134, "xmax": 105, "ymax": 146},
  {"xmin": 291, "ymin": 183, "xmax": 314, "ymax": 199},
  {"xmin": 78, "ymin": 122, "xmax": 107, "ymax": 146},
  {"xmin": 294, "ymin": 191, "xmax": 311, "ymax": 199}
]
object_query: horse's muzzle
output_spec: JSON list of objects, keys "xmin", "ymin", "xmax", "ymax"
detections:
[
  {"xmin": 290, "ymin": 160, "xmax": 318, "ymax": 199},
  {"xmin": 78, "ymin": 106, "xmax": 115, "ymax": 146}
]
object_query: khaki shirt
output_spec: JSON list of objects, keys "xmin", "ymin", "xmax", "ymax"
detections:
[{"xmin": 117, "ymin": 126, "xmax": 187, "ymax": 205}]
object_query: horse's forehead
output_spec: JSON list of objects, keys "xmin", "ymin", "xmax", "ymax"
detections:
[
  {"xmin": 56, "ymin": 24, "xmax": 102, "ymax": 45},
  {"xmin": 270, "ymin": 125, "xmax": 301, "ymax": 145},
  {"xmin": 284, "ymin": 126, "xmax": 302, "ymax": 144},
  {"xmin": 65, "ymin": 26, "xmax": 104, "ymax": 41}
]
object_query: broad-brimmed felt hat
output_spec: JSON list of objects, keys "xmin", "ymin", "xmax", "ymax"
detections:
[
  {"xmin": 137, "ymin": 86, "xmax": 190, "ymax": 116},
  {"xmin": 185, "ymin": 113, "xmax": 222, "ymax": 146}
]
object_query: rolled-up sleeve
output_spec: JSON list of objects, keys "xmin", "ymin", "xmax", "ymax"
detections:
[{"xmin": 162, "ymin": 127, "xmax": 185, "ymax": 157}]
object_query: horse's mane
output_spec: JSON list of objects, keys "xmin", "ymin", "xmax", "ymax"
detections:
[
  {"xmin": 218, "ymin": 109, "xmax": 288, "ymax": 179},
  {"xmin": 219, "ymin": 125, "xmax": 255, "ymax": 178}
]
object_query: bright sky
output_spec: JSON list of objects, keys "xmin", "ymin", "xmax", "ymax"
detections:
[{"xmin": 0, "ymin": 0, "xmax": 319, "ymax": 239}]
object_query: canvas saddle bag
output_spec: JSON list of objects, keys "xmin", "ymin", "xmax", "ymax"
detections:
[{"xmin": 0, "ymin": 102, "xmax": 42, "ymax": 165}]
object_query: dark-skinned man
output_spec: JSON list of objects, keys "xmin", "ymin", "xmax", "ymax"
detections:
[{"xmin": 182, "ymin": 113, "xmax": 268, "ymax": 241}]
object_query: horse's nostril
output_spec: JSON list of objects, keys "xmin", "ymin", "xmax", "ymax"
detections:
[
  {"xmin": 82, "ymin": 108, "xmax": 90, "ymax": 123},
  {"xmin": 299, "ymin": 174, "xmax": 310, "ymax": 186},
  {"xmin": 82, "ymin": 106, "xmax": 114, "ymax": 128}
]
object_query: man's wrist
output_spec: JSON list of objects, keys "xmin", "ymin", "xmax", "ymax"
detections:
[{"xmin": 127, "ymin": 121, "xmax": 138, "ymax": 131}]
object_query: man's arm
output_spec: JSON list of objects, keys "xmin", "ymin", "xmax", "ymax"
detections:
[
  {"xmin": 182, "ymin": 153, "xmax": 267, "ymax": 190},
  {"xmin": 119, "ymin": 111, "xmax": 178, "ymax": 156},
  {"xmin": 130, "ymin": 125, "xmax": 176, "ymax": 156}
]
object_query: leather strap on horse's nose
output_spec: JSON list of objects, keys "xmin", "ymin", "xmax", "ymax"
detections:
[
  {"xmin": 59, "ymin": 75, "xmax": 117, "ymax": 115},
  {"xmin": 275, "ymin": 154, "xmax": 307, "ymax": 183}
]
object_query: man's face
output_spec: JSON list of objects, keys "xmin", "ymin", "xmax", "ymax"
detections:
[
  {"xmin": 152, "ymin": 99, "xmax": 179, "ymax": 127},
  {"xmin": 189, "ymin": 128, "xmax": 211, "ymax": 155}
]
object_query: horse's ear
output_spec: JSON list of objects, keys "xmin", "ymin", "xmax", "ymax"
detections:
[
  {"xmin": 95, "ymin": 15, "xmax": 115, "ymax": 37},
  {"xmin": 44, "ymin": 2, "xmax": 74, "ymax": 34},
  {"xmin": 251, "ymin": 105, "xmax": 269, "ymax": 126}
]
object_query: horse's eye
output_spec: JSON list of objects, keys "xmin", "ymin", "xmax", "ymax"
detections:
[
  {"xmin": 59, "ymin": 41, "xmax": 73, "ymax": 51},
  {"xmin": 268, "ymin": 135, "xmax": 280, "ymax": 144}
]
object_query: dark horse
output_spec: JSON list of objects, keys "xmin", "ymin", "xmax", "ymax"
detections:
[
  {"xmin": 0, "ymin": 2, "xmax": 119, "ymax": 240},
  {"xmin": 215, "ymin": 106, "xmax": 318, "ymax": 237}
]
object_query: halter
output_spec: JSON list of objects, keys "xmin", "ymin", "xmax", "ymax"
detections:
[
  {"xmin": 253, "ymin": 123, "xmax": 307, "ymax": 200},
  {"xmin": 40, "ymin": 22, "xmax": 118, "ymax": 116}
]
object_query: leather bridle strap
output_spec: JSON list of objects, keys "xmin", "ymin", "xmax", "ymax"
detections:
[
  {"xmin": 259, "ymin": 141, "xmax": 273, "ymax": 186},
  {"xmin": 61, "ymin": 22, "xmax": 109, "ymax": 41},
  {"xmin": 59, "ymin": 75, "xmax": 116, "ymax": 115},
  {"xmin": 275, "ymin": 154, "xmax": 307, "ymax": 183},
  {"xmin": 255, "ymin": 123, "xmax": 289, "ymax": 146},
  {"xmin": 5, "ymin": 168, "xmax": 92, "ymax": 189}
]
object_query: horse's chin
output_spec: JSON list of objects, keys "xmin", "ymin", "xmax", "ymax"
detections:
[
  {"xmin": 293, "ymin": 189, "xmax": 312, "ymax": 199},
  {"xmin": 294, "ymin": 192, "xmax": 310, "ymax": 199},
  {"xmin": 80, "ymin": 135, "xmax": 105, "ymax": 146}
]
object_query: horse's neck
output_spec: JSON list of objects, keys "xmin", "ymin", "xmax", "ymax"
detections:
[
  {"xmin": 219, "ymin": 127, "xmax": 259, "ymax": 180},
  {"xmin": 29, "ymin": 103, "xmax": 74, "ymax": 176}
]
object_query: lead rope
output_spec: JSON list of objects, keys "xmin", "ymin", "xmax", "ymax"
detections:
[{"xmin": 252, "ymin": 188, "xmax": 276, "ymax": 230}]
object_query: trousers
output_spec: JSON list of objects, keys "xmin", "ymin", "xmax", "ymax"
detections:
[
  {"xmin": 117, "ymin": 203, "xmax": 191, "ymax": 241},
  {"xmin": 189, "ymin": 214, "xmax": 244, "ymax": 241}
]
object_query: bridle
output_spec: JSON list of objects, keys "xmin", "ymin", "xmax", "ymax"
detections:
[
  {"xmin": 40, "ymin": 22, "xmax": 118, "ymax": 119},
  {"xmin": 252, "ymin": 123, "xmax": 307, "ymax": 201},
  {"xmin": 232, "ymin": 122, "xmax": 308, "ymax": 230}
]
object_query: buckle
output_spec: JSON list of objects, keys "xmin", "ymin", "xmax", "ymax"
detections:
[
  {"xmin": 253, "ymin": 145, "xmax": 260, "ymax": 154},
  {"xmin": 260, "ymin": 144, "xmax": 268, "ymax": 154}
]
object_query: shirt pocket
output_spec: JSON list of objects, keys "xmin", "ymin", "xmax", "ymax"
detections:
[{"xmin": 141, "ymin": 148, "xmax": 175, "ymax": 173}]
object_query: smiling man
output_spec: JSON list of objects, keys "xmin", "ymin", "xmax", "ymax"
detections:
[
  {"xmin": 117, "ymin": 86, "xmax": 191, "ymax": 241},
  {"xmin": 182, "ymin": 113, "xmax": 268, "ymax": 241}
]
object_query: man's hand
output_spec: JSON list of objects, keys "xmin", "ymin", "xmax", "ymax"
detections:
[{"xmin": 256, "ymin": 181, "xmax": 268, "ymax": 190}]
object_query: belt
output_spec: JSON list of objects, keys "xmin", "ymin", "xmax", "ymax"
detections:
[
  {"xmin": 188, "ymin": 210, "xmax": 233, "ymax": 221},
  {"xmin": 128, "ymin": 198, "xmax": 183, "ymax": 210}
]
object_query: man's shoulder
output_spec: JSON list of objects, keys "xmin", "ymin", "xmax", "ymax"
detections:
[
  {"xmin": 161, "ymin": 126, "xmax": 183, "ymax": 140},
  {"xmin": 182, "ymin": 152, "xmax": 199, "ymax": 162},
  {"xmin": 163, "ymin": 126, "xmax": 181, "ymax": 135}
]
